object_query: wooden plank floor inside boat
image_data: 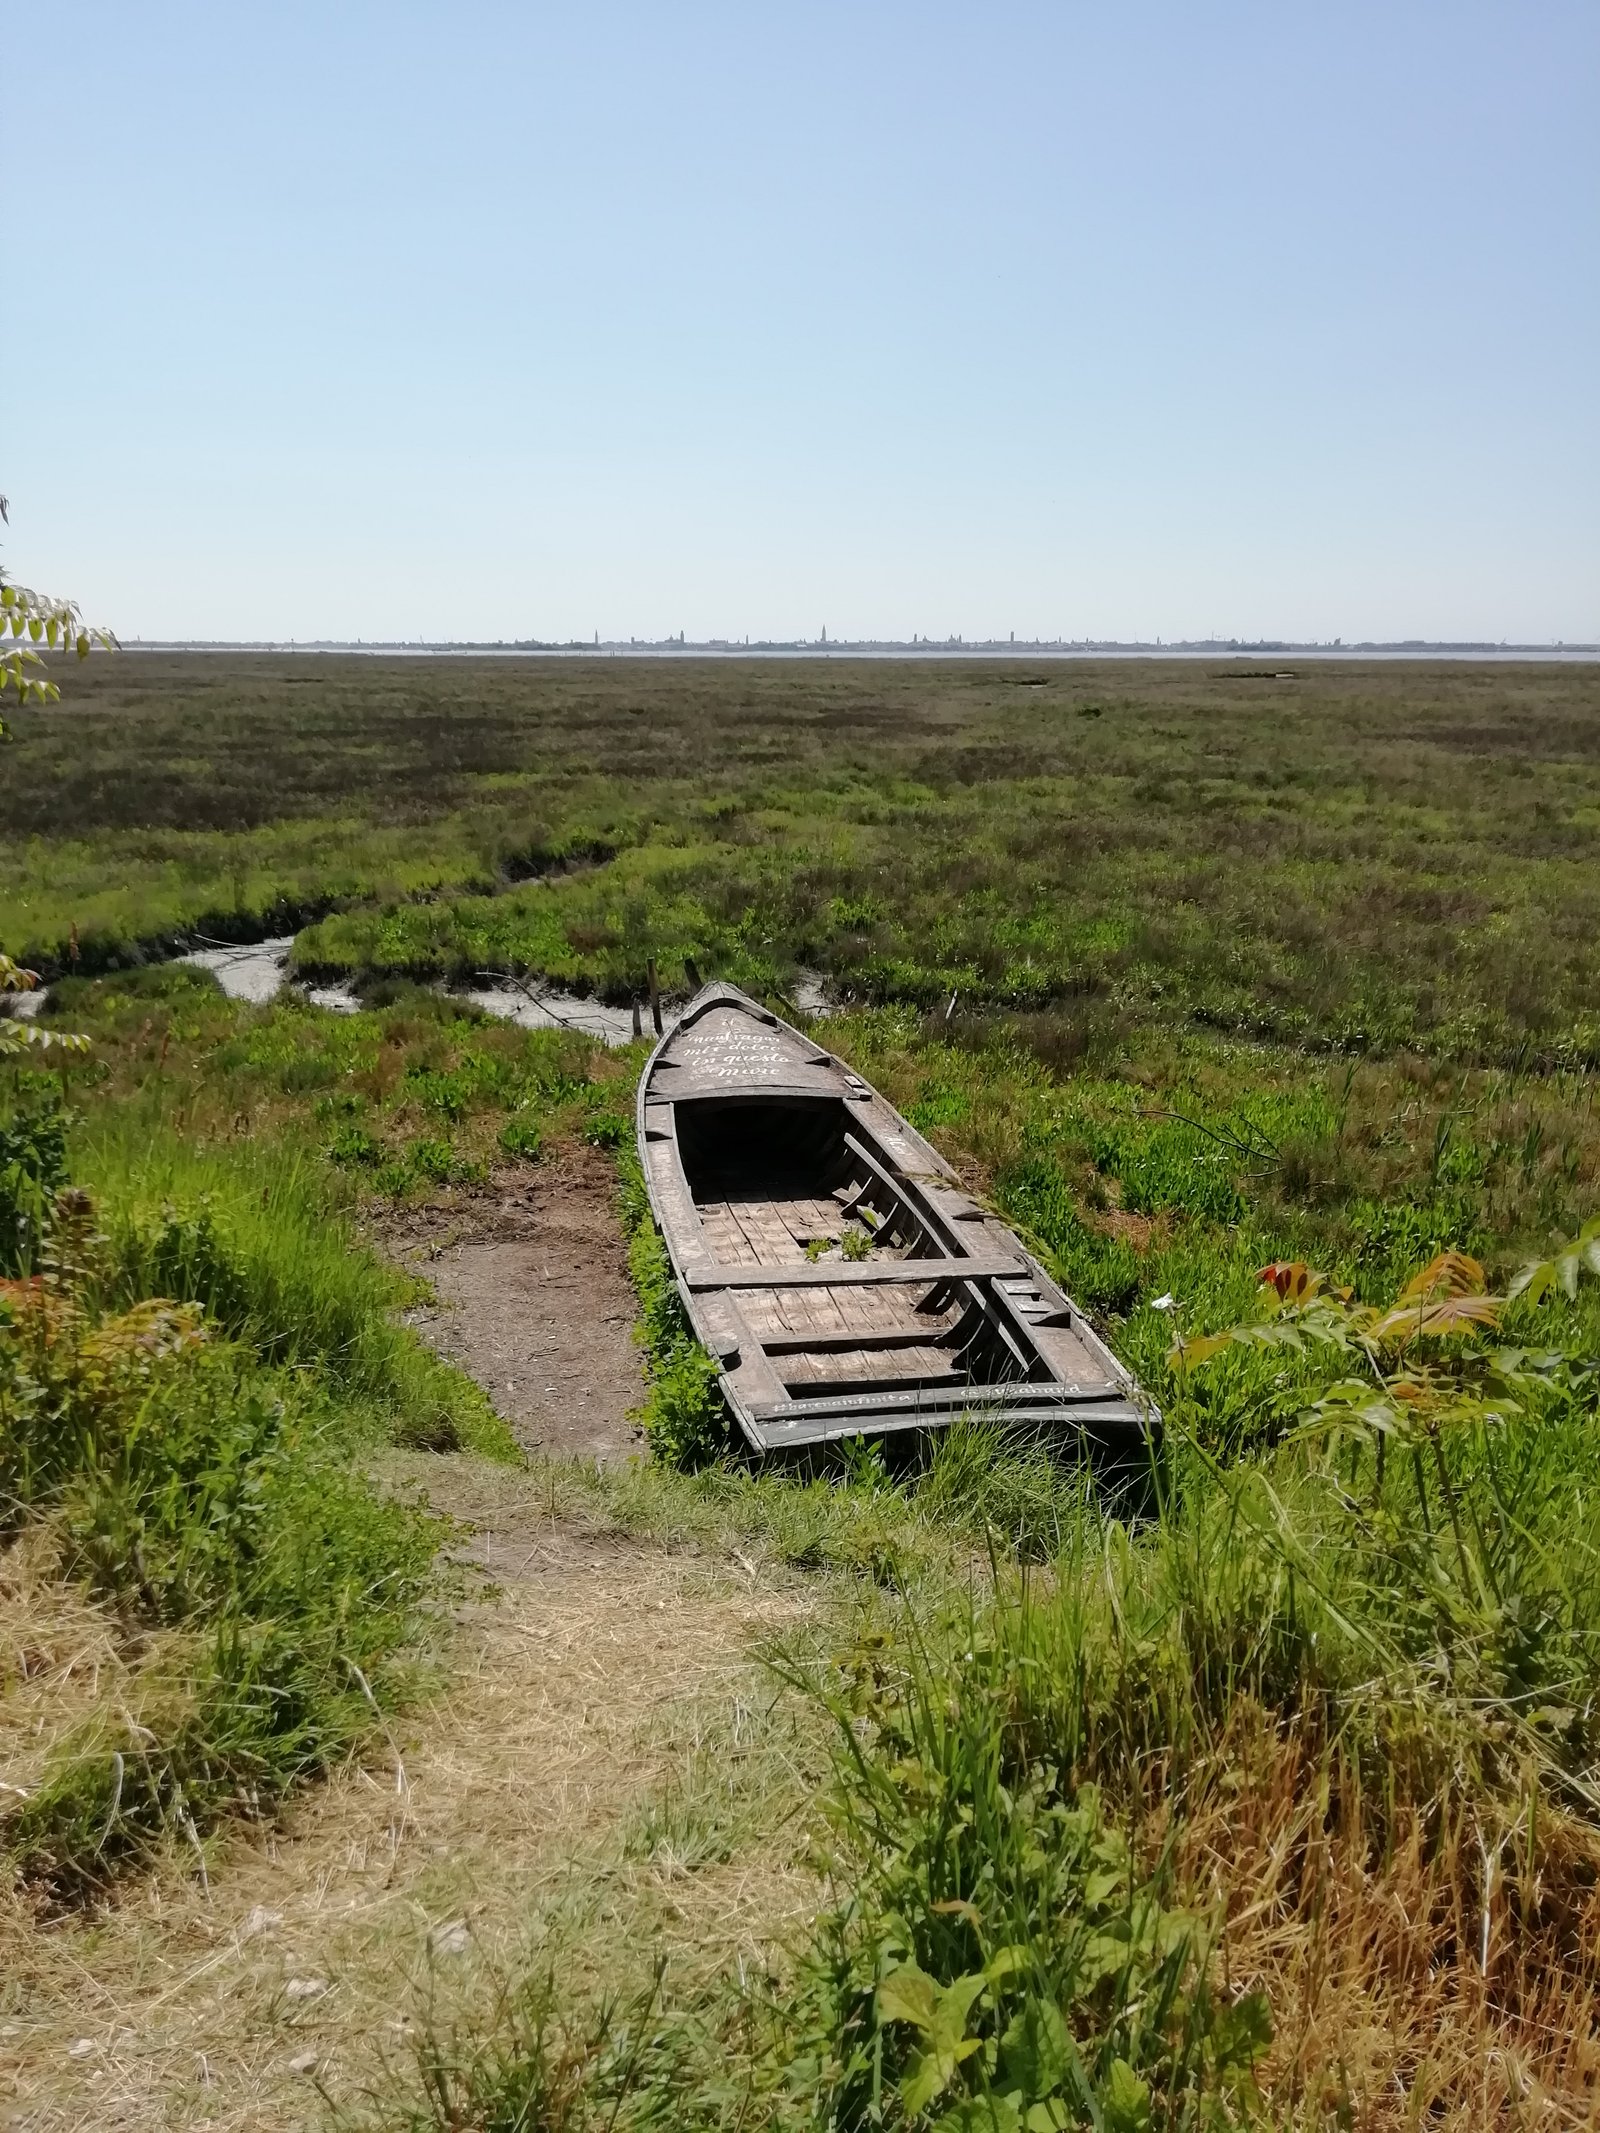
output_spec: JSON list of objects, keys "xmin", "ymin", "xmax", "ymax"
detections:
[
  {"xmin": 637, "ymin": 983, "xmax": 1154, "ymax": 1452},
  {"xmin": 697, "ymin": 1191, "xmax": 967, "ymax": 1392}
]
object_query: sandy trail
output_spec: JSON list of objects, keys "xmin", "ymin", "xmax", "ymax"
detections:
[{"xmin": 3, "ymin": 1170, "xmax": 818, "ymax": 2132}]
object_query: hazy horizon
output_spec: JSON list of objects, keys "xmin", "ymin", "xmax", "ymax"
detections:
[{"xmin": 117, "ymin": 635, "xmax": 1599, "ymax": 658}]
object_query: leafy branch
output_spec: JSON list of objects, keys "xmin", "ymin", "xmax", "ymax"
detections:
[
  {"xmin": 1136, "ymin": 1105, "xmax": 1280, "ymax": 1176},
  {"xmin": 1510, "ymin": 1215, "xmax": 1600, "ymax": 1306},
  {"xmin": 0, "ymin": 494, "xmax": 115, "ymax": 728},
  {"xmin": 1172, "ymin": 1229, "xmax": 1599, "ymax": 1461},
  {"xmin": 0, "ymin": 956, "xmax": 90, "ymax": 1061}
]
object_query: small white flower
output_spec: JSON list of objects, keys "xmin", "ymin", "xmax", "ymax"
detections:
[{"xmin": 1150, "ymin": 1293, "xmax": 1177, "ymax": 1312}]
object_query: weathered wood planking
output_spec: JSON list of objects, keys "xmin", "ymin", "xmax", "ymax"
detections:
[{"xmin": 635, "ymin": 982, "xmax": 1155, "ymax": 1454}]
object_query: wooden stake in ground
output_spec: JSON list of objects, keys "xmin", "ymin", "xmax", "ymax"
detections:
[{"xmin": 647, "ymin": 959, "xmax": 663, "ymax": 1035}]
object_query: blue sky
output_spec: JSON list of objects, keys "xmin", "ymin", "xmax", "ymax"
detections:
[{"xmin": 9, "ymin": 2, "xmax": 1597, "ymax": 642}]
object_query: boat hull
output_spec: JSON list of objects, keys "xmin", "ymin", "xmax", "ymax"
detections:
[{"xmin": 635, "ymin": 984, "xmax": 1154, "ymax": 1455}]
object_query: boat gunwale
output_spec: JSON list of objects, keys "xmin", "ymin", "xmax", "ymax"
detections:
[{"xmin": 635, "ymin": 983, "xmax": 1156, "ymax": 1455}]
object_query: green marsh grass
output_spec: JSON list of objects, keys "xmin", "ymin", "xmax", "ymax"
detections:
[
  {"xmin": 72, "ymin": 1102, "xmax": 513, "ymax": 1459},
  {"xmin": 0, "ymin": 1023, "xmax": 528, "ymax": 1894},
  {"xmin": 8, "ymin": 655, "xmax": 1600, "ymax": 2112},
  {"xmin": 6, "ymin": 654, "xmax": 1600, "ymax": 1065},
  {"xmin": 0, "ymin": 1265, "xmax": 446, "ymax": 1895}
]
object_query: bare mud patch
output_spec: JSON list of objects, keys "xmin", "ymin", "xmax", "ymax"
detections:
[{"xmin": 378, "ymin": 1144, "xmax": 647, "ymax": 1465}]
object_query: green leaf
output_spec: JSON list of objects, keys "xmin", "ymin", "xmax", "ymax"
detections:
[
  {"xmin": 933, "ymin": 1970, "xmax": 990, "ymax": 2046},
  {"xmin": 1209, "ymin": 1990, "xmax": 1273, "ymax": 2072},
  {"xmin": 1080, "ymin": 1923, "xmax": 1132, "ymax": 1988},
  {"xmin": 1024, "ymin": 2103, "xmax": 1071, "ymax": 2133},
  {"xmin": 985, "ymin": 1944, "xmax": 1032, "ymax": 1988},
  {"xmin": 937, "ymin": 2096, "xmax": 1023, "ymax": 2133},
  {"xmin": 998, "ymin": 1995, "xmax": 1070, "ymax": 2097},
  {"xmin": 879, "ymin": 1963, "xmax": 940, "ymax": 2031},
  {"xmin": 903, "ymin": 2042, "xmax": 955, "ymax": 2116},
  {"xmin": 1510, "ymin": 1219, "xmax": 1600, "ymax": 1306},
  {"xmin": 1101, "ymin": 2059, "xmax": 1153, "ymax": 2133},
  {"xmin": 890, "ymin": 1969, "xmax": 991, "ymax": 2116}
]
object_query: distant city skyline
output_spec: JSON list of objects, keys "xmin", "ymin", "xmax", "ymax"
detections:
[
  {"xmin": 10, "ymin": 1, "xmax": 1598, "ymax": 644},
  {"xmin": 122, "ymin": 634, "xmax": 1598, "ymax": 660}
]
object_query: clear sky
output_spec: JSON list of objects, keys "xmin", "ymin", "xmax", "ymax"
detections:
[{"xmin": 9, "ymin": 2, "xmax": 1598, "ymax": 644}]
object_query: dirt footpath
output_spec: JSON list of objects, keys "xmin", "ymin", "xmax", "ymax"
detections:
[
  {"xmin": 4, "ymin": 1157, "xmax": 831, "ymax": 2131},
  {"xmin": 382, "ymin": 1144, "xmax": 647, "ymax": 1463},
  {"xmin": 3, "ymin": 1455, "xmax": 818, "ymax": 2133},
  {"xmin": 0, "ymin": 1151, "xmax": 791, "ymax": 2131}
]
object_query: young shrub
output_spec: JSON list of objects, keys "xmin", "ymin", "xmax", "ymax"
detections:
[
  {"xmin": 327, "ymin": 1122, "xmax": 382, "ymax": 1167},
  {"xmin": 498, "ymin": 1111, "xmax": 545, "ymax": 1161},
  {"xmin": 0, "ymin": 1092, "xmax": 69, "ymax": 1275},
  {"xmin": 408, "ymin": 1135, "xmax": 461, "ymax": 1184},
  {"xmin": 582, "ymin": 1110, "xmax": 631, "ymax": 1150},
  {"xmin": 0, "ymin": 1292, "xmax": 442, "ymax": 1893}
]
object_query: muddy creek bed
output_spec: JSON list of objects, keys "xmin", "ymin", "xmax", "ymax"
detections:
[{"xmin": 636, "ymin": 983, "xmax": 1153, "ymax": 1454}]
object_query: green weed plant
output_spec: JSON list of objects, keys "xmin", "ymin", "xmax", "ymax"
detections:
[{"xmin": 0, "ymin": 1257, "xmax": 440, "ymax": 1895}]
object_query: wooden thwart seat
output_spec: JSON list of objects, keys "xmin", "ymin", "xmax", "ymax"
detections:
[{"xmin": 684, "ymin": 1256, "xmax": 1026, "ymax": 1290}]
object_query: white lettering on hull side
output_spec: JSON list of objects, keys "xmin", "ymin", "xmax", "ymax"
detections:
[{"xmin": 670, "ymin": 1011, "xmax": 821, "ymax": 1086}]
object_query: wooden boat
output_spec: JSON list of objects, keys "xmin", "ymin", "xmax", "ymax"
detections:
[{"xmin": 636, "ymin": 982, "xmax": 1153, "ymax": 1455}]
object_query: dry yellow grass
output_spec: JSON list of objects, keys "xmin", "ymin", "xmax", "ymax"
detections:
[
  {"xmin": 1168, "ymin": 1712, "xmax": 1600, "ymax": 2128},
  {"xmin": 1, "ymin": 1527, "xmax": 133, "ymax": 1807},
  {"xmin": 14, "ymin": 1455, "xmax": 1597, "ymax": 2130},
  {"xmin": 1, "ymin": 1454, "xmax": 826, "ymax": 2132}
]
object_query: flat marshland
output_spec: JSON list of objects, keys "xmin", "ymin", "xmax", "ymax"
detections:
[{"xmin": 3, "ymin": 654, "xmax": 1600, "ymax": 2129}]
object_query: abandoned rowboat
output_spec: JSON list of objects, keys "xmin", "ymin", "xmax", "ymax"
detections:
[{"xmin": 636, "ymin": 982, "xmax": 1154, "ymax": 1455}]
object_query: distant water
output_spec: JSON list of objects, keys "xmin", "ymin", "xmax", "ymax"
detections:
[
  {"xmin": 7, "ymin": 939, "xmax": 834, "ymax": 1046},
  {"xmin": 182, "ymin": 940, "xmax": 686, "ymax": 1044}
]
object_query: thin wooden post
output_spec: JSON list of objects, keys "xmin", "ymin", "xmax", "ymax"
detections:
[
  {"xmin": 632, "ymin": 997, "xmax": 643, "ymax": 1040},
  {"xmin": 647, "ymin": 958, "xmax": 663, "ymax": 1035}
]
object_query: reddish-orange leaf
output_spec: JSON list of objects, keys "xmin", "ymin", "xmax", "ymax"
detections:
[
  {"xmin": 1397, "ymin": 1251, "xmax": 1487, "ymax": 1303},
  {"xmin": 1259, "ymin": 1261, "xmax": 1313, "ymax": 1301},
  {"xmin": 1373, "ymin": 1294, "xmax": 1502, "ymax": 1341}
]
